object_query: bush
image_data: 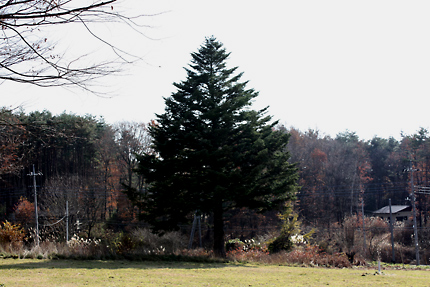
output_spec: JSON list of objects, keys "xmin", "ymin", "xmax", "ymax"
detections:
[
  {"xmin": 13, "ymin": 197, "xmax": 35, "ymax": 228},
  {"xmin": 65, "ymin": 234, "xmax": 104, "ymax": 259},
  {"xmin": 226, "ymin": 238, "xmax": 245, "ymax": 252},
  {"xmin": 0, "ymin": 221, "xmax": 25, "ymax": 250},
  {"xmin": 227, "ymin": 247, "xmax": 269, "ymax": 263},
  {"xmin": 226, "ymin": 236, "xmax": 270, "ymax": 263},
  {"xmin": 267, "ymin": 234, "xmax": 293, "ymax": 254},
  {"xmin": 129, "ymin": 228, "xmax": 187, "ymax": 255},
  {"xmin": 270, "ymin": 245, "xmax": 353, "ymax": 268},
  {"xmin": 321, "ymin": 214, "xmax": 424, "ymax": 264},
  {"xmin": 225, "ymin": 241, "xmax": 357, "ymax": 267},
  {"xmin": 329, "ymin": 214, "xmax": 389, "ymax": 261},
  {"xmin": 267, "ymin": 203, "xmax": 314, "ymax": 254}
]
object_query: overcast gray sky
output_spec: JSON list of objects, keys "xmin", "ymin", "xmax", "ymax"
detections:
[{"xmin": 3, "ymin": 0, "xmax": 430, "ymax": 140}]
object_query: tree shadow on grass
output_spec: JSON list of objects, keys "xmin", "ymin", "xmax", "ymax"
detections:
[{"xmin": 0, "ymin": 258, "xmax": 251, "ymax": 270}]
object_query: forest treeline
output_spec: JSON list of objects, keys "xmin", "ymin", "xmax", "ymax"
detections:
[
  {"xmin": 0, "ymin": 108, "xmax": 429, "ymax": 240},
  {"xmin": 0, "ymin": 108, "xmax": 151, "ymax": 238},
  {"xmin": 286, "ymin": 127, "xmax": 429, "ymax": 227}
]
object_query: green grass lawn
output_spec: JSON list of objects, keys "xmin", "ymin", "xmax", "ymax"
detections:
[{"xmin": 0, "ymin": 259, "xmax": 429, "ymax": 286}]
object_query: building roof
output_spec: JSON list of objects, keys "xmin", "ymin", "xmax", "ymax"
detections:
[{"xmin": 373, "ymin": 205, "xmax": 411, "ymax": 214}]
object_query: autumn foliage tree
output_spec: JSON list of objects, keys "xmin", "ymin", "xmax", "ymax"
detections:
[
  {"xmin": 285, "ymin": 128, "xmax": 372, "ymax": 227},
  {"xmin": 13, "ymin": 197, "xmax": 34, "ymax": 229}
]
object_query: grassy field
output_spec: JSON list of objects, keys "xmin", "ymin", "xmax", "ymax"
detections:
[{"xmin": 0, "ymin": 259, "xmax": 429, "ymax": 286}]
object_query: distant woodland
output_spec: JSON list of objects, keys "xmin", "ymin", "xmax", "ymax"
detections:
[{"xmin": 1, "ymin": 108, "xmax": 428, "ymax": 239}]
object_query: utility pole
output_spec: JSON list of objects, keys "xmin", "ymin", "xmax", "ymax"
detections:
[
  {"xmin": 389, "ymin": 199, "xmax": 395, "ymax": 263},
  {"xmin": 362, "ymin": 199, "xmax": 366, "ymax": 254},
  {"xmin": 188, "ymin": 211, "xmax": 202, "ymax": 249},
  {"xmin": 28, "ymin": 164, "xmax": 41, "ymax": 247},
  {"xmin": 66, "ymin": 201, "xmax": 69, "ymax": 242},
  {"xmin": 410, "ymin": 161, "xmax": 420, "ymax": 265},
  {"xmin": 188, "ymin": 214, "xmax": 197, "ymax": 249}
]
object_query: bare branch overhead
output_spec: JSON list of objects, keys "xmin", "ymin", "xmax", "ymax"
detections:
[{"xmin": 0, "ymin": 0, "xmax": 151, "ymax": 92}]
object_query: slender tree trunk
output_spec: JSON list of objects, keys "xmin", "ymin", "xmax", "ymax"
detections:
[
  {"xmin": 213, "ymin": 203, "xmax": 226, "ymax": 258},
  {"xmin": 128, "ymin": 164, "xmax": 133, "ymax": 188},
  {"xmin": 103, "ymin": 165, "xmax": 108, "ymax": 221}
]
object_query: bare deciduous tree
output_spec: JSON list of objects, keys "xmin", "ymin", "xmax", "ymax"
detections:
[
  {"xmin": 115, "ymin": 121, "xmax": 151, "ymax": 189},
  {"xmin": 40, "ymin": 174, "xmax": 105, "ymax": 239},
  {"xmin": 0, "ymin": 0, "xmax": 148, "ymax": 90}
]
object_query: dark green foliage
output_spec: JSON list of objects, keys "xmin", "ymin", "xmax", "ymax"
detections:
[
  {"xmin": 129, "ymin": 37, "xmax": 298, "ymax": 257},
  {"xmin": 267, "ymin": 234, "xmax": 294, "ymax": 254},
  {"xmin": 267, "ymin": 204, "xmax": 314, "ymax": 254},
  {"xmin": 267, "ymin": 205, "xmax": 296, "ymax": 254},
  {"xmin": 225, "ymin": 238, "xmax": 245, "ymax": 252},
  {"xmin": 0, "ymin": 110, "xmax": 113, "ymax": 223},
  {"xmin": 17, "ymin": 110, "xmax": 107, "ymax": 179}
]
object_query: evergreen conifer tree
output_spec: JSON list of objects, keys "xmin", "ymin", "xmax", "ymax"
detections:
[{"xmin": 129, "ymin": 37, "xmax": 298, "ymax": 257}]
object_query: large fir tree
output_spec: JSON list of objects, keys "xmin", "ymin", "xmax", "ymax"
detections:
[{"xmin": 130, "ymin": 37, "xmax": 298, "ymax": 257}]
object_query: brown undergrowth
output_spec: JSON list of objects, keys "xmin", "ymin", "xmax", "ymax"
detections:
[{"xmin": 0, "ymin": 221, "xmax": 366, "ymax": 267}]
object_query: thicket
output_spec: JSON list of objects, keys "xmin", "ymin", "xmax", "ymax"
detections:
[
  {"xmin": 1, "ymin": 108, "xmax": 430, "ymax": 265},
  {"xmin": 0, "ymin": 219, "xmax": 353, "ymax": 267},
  {"xmin": 0, "ymin": 209, "xmax": 427, "ymax": 267}
]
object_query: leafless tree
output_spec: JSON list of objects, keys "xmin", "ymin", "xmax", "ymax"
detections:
[
  {"xmin": 0, "ymin": 0, "xmax": 150, "ymax": 91},
  {"xmin": 40, "ymin": 174, "xmax": 104, "ymax": 239},
  {"xmin": 95, "ymin": 125, "xmax": 120, "ymax": 220},
  {"xmin": 113, "ymin": 121, "xmax": 152, "ymax": 227},
  {"xmin": 115, "ymin": 121, "xmax": 152, "ymax": 189}
]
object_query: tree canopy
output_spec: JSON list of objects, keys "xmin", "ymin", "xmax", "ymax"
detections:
[{"xmin": 128, "ymin": 37, "xmax": 298, "ymax": 257}]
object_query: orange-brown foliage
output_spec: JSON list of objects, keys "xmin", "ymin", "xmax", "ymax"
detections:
[{"xmin": 14, "ymin": 197, "xmax": 35, "ymax": 226}]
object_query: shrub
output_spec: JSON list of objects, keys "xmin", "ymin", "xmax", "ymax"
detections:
[
  {"xmin": 129, "ymin": 228, "xmax": 187, "ymax": 254},
  {"xmin": 271, "ymin": 245, "xmax": 352, "ymax": 268},
  {"xmin": 330, "ymin": 214, "xmax": 389, "ymax": 261},
  {"xmin": 65, "ymin": 234, "xmax": 103, "ymax": 258},
  {"xmin": 13, "ymin": 197, "xmax": 35, "ymax": 228},
  {"xmin": 225, "ymin": 241, "xmax": 357, "ymax": 267},
  {"xmin": 178, "ymin": 248, "xmax": 214, "ymax": 259},
  {"xmin": 267, "ymin": 234, "xmax": 293, "ymax": 254},
  {"xmin": 226, "ymin": 238, "xmax": 245, "ymax": 252},
  {"xmin": 0, "ymin": 221, "xmax": 25, "ymax": 250},
  {"xmin": 267, "ymin": 203, "xmax": 314, "ymax": 254},
  {"xmin": 227, "ymin": 247, "xmax": 270, "ymax": 263},
  {"xmin": 226, "ymin": 236, "xmax": 270, "ymax": 263}
]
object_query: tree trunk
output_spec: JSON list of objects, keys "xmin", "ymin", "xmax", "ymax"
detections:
[{"xmin": 213, "ymin": 204, "xmax": 226, "ymax": 258}]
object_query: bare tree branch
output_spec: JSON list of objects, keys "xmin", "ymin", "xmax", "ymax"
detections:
[{"xmin": 0, "ymin": 0, "xmax": 152, "ymax": 92}]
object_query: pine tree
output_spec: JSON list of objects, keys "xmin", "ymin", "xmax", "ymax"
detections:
[{"xmin": 129, "ymin": 37, "xmax": 298, "ymax": 257}]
